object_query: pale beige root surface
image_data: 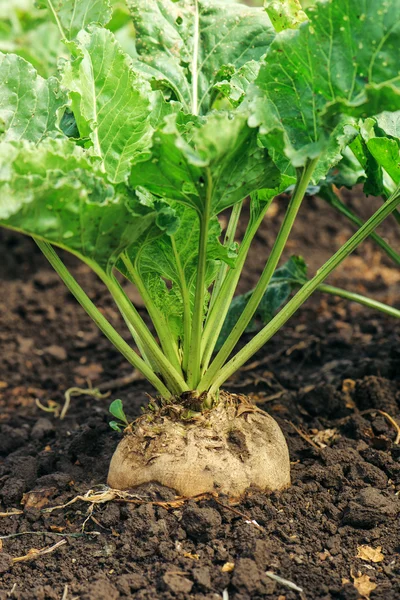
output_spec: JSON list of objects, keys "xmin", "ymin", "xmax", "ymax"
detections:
[{"xmin": 107, "ymin": 394, "xmax": 291, "ymax": 497}]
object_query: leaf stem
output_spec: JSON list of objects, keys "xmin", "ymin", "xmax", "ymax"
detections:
[
  {"xmin": 101, "ymin": 274, "xmax": 189, "ymax": 395},
  {"xmin": 46, "ymin": 0, "xmax": 68, "ymax": 42},
  {"xmin": 208, "ymin": 200, "xmax": 243, "ymax": 313},
  {"xmin": 200, "ymin": 197, "xmax": 274, "ymax": 372},
  {"xmin": 318, "ymin": 284, "xmax": 400, "ymax": 319},
  {"xmin": 35, "ymin": 240, "xmax": 172, "ymax": 398},
  {"xmin": 120, "ymin": 254, "xmax": 183, "ymax": 374},
  {"xmin": 201, "ymin": 158, "xmax": 318, "ymax": 386},
  {"xmin": 320, "ymin": 186, "xmax": 400, "ymax": 265},
  {"xmin": 187, "ymin": 169, "xmax": 212, "ymax": 388},
  {"xmin": 171, "ymin": 236, "xmax": 192, "ymax": 374},
  {"xmin": 200, "ymin": 186, "xmax": 400, "ymax": 395}
]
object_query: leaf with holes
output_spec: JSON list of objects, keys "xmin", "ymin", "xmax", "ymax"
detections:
[{"xmin": 127, "ymin": 0, "xmax": 274, "ymax": 114}]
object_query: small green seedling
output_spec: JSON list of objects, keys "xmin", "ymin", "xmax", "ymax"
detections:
[{"xmin": 109, "ymin": 399, "xmax": 130, "ymax": 432}]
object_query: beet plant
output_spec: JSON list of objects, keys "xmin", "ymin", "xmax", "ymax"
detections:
[{"xmin": 1, "ymin": 0, "xmax": 400, "ymax": 497}]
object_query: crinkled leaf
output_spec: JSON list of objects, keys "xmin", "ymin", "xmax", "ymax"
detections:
[
  {"xmin": 214, "ymin": 61, "xmax": 260, "ymax": 108},
  {"xmin": 130, "ymin": 110, "xmax": 282, "ymax": 216},
  {"xmin": 252, "ymin": 0, "xmax": 400, "ymax": 176},
  {"xmin": 0, "ymin": 138, "xmax": 156, "ymax": 270},
  {"xmin": 327, "ymin": 146, "xmax": 366, "ymax": 190},
  {"xmin": 0, "ymin": 52, "xmax": 65, "ymax": 141},
  {"xmin": 62, "ymin": 27, "xmax": 154, "ymax": 183},
  {"xmin": 359, "ymin": 113, "xmax": 400, "ymax": 187},
  {"xmin": 37, "ymin": 0, "xmax": 112, "ymax": 40},
  {"xmin": 127, "ymin": 0, "xmax": 274, "ymax": 114},
  {"xmin": 120, "ymin": 202, "xmax": 234, "ymax": 341},
  {"xmin": 366, "ymin": 136, "xmax": 400, "ymax": 186},
  {"xmin": 341, "ymin": 114, "xmax": 400, "ymax": 198},
  {"xmin": 216, "ymin": 256, "xmax": 307, "ymax": 349},
  {"xmin": 265, "ymin": 0, "xmax": 307, "ymax": 33}
]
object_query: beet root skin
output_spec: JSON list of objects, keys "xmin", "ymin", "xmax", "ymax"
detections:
[{"xmin": 107, "ymin": 394, "xmax": 290, "ymax": 497}]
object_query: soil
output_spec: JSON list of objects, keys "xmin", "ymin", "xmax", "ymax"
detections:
[{"xmin": 0, "ymin": 192, "xmax": 399, "ymax": 600}]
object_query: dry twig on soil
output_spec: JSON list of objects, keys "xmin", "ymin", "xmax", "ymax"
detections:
[
  {"xmin": 11, "ymin": 539, "xmax": 67, "ymax": 564},
  {"xmin": 287, "ymin": 421, "xmax": 321, "ymax": 450}
]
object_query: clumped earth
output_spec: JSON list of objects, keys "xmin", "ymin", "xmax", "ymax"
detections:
[{"xmin": 0, "ymin": 195, "xmax": 399, "ymax": 599}]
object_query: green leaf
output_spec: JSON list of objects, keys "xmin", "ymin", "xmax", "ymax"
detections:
[
  {"xmin": 374, "ymin": 111, "xmax": 400, "ymax": 139},
  {"xmin": 265, "ymin": 0, "xmax": 307, "ymax": 33},
  {"xmin": 127, "ymin": 0, "xmax": 274, "ymax": 114},
  {"xmin": 214, "ymin": 61, "xmax": 261, "ymax": 108},
  {"xmin": 0, "ymin": 138, "xmax": 156, "ymax": 270},
  {"xmin": 109, "ymin": 420, "xmax": 123, "ymax": 431},
  {"xmin": 216, "ymin": 256, "xmax": 307, "ymax": 350},
  {"xmin": 0, "ymin": 52, "xmax": 65, "ymax": 141},
  {"xmin": 327, "ymin": 146, "xmax": 366, "ymax": 190},
  {"xmin": 0, "ymin": 7, "xmax": 65, "ymax": 78},
  {"xmin": 359, "ymin": 113, "xmax": 400, "ymax": 187},
  {"xmin": 119, "ymin": 202, "xmax": 234, "ymax": 342},
  {"xmin": 37, "ymin": 0, "xmax": 112, "ymax": 40},
  {"xmin": 341, "ymin": 113, "xmax": 400, "ymax": 198},
  {"xmin": 62, "ymin": 26, "xmax": 154, "ymax": 183},
  {"xmin": 366, "ymin": 136, "xmax": 400, "ymax": 186},
  {"xmin": 109, "ymin": 398, "xmax": 129, "ymax": 425},
  {"xmin": 252, "ymin": 0, "xmax": 400, "ymax": 175},
  {"xmin": 130, "ymin": 110, "xmax": 282, "ymax": 216}
]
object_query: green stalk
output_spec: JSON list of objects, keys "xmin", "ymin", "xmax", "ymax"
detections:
[
  {"xmin": 320, "ymin": 186, "xmax": 400, "ymax": 265},
  {"xmin": 202, "ymin": 158, "xmax": 318, "ymax": 384},
  {"xmin": 171, "ymin": 236, "xmax": 192, "ymax": 374},
  {"xmin": 120, "ymin": 254, "xmax": 183, "ymax": 375},
  {"xmin": 318, "ymin": 284, "xmax": 400, "ymax": 319},
  {"xmin": 187, "ymin": 169, "xmax": 213, "ymax": 388},
  {"xmin": 391, "ymin": 207, "xmax": 400, "ymax": 226},
  {"xmin": 110, "ymin": 297, "xmax": 156, "ymax": 371},
  {"xmin": 102, "ymin": 274, "xmax": 189, "ymax": 395},
  {"xmin": 199, "ymin": 186, "xmax": 400, "ymax": 395},
  {"xmin": 35, "ymin": 240, "xmax": 172, "ymax": 399},
  {"xmin": 208, "ymin": 200, "xmax": 243, "ymax": 312},
  {"xmin": 200, "ymin": 197, "xmax": 274, "ymax": 372}
]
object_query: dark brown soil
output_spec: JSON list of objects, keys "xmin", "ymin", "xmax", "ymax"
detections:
[{"xmin": 0, "ymin": 193, "xmax": 399, "ymax": 600}]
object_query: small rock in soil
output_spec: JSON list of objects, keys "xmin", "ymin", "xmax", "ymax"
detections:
[
  {"xmin": 31, "ymin": 417, "xmax": 55, "ymax": 440},
  {"xmin": 192, "ymin": 566, "xmax": 212, "ymax": 590},
  {"xmin": 342, "ymin": 502, "xmax": 385, "ymax": 528},
  {"xmin": 356, "ymin": 487, "xmax": 399, "ymax": 516},
  {"xmin": 116, "ymin": 573, "xmax": 147, "ymax": 594},
  {"xmin": 0, "ymin": 425, "xmax": 29, "ymax": 454},
  {"xmin": 163, "ymin": 572, "xmax": 193, "ymax": 594},
  {"xmin": 80, "ymin": 578, "xmax": 119, "ymax": 600},
  {"xmin": 231, "ymin": 558, "xmax": 265, "ymax": 595},
  {"xmin": 345, "ymin": 462, "xmax": 388, "ymax": 488},
  {"xmin": 0, "ymin": 477, "xmax": 26, "ymax": 505},
  {"xmin": 181, "ymin": 503, "xmax": 222, "ymax": 542},
  {"xmin": 343, "ymin": 487, "xmax": 398, "ymax": 528},
  {"xmin": 354, "ymin": 376, "xmax": 398, "ymax": 414}
]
